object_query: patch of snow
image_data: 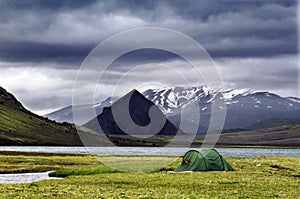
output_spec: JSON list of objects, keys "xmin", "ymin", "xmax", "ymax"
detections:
[
  {"xmin": 202, "ymin": 86, "xmax": 209, "ymax": 96},
  {"xmin": 92, "ymin": 102, "xmax": 102, "ymax": 108},
  {"xmin": 226, "ymin": 100, "xmax": 239, "ymax": 105},
  {"xmin": 207, "ymin": 94, "xmax": 217, "ymax": 103},
  {"xmin": 222, "ymin": 89, "xmax": 251, "ymax": 100},
  {"xmin": 288, "ymin": 97, "xmax": 300, "ymax": 103}
]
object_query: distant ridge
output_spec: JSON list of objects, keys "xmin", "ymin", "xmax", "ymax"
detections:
[
  {"xmin": 44, "ymin": 97, "xmax": 112, "ymax": 124},
  {"xmin": 246, "ymin": 118, "xmax": 300, "ymax": 130},
  {"xmin": 46, "ymin": 86, "xmax": 300, "ymax": 133}
]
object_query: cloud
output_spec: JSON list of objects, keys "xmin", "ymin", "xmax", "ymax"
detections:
[
  {"xmin": 0, "ymin": 0, "xmax": 298, "ymax": 114},
  {"xmin": 0, "ymin": 0, "xmax": 297, "ymax": 64},
  {"xmin": 215, "ymin": 55, "xmax": 299, "ymax": 96},
  {"xmin": 0, "ymin": 66, "xmax": 77, "ymax": 114}
]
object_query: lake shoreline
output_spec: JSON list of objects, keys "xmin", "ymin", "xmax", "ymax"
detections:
[
  {"xmin": 0, "ymin": 151, "xmax": 88, "ymax": 157},
  {"xmin": 0, "ymin": 146, "xmax": 299, "ymax": 158}
]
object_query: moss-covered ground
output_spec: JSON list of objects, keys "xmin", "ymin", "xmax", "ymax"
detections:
[{"xmin": 0, "ymin": 153, "xmax": 299, "ymax": 198}]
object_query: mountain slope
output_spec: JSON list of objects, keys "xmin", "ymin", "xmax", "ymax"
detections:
[
  {"xmin": 0, "ymin": 86, "xmax": 25, "ymax": 111},
  {"xmin": 0, "ymin": 86, "xmax": 82, "ymax": 145}
]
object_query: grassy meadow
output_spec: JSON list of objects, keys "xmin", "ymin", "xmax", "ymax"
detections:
[{"xmin": 0, "ymin": 152, "xmax": 299, "ymax": 198}]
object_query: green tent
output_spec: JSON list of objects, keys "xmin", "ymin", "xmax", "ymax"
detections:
[{"xmin": 174, "ymin": 149, "xmax": 234, "ymax": 172}]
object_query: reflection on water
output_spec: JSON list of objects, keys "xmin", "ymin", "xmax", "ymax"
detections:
[{"xmin": 0, "ymin": 171, "xmax": 61, "ymax": 184}]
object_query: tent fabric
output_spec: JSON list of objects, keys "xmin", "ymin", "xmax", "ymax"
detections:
[{"xmin": 174, "ymin": 149, "xmax": 234, "ymax": 172}]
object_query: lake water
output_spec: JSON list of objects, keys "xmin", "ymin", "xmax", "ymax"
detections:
[
  {"xmin": 0, "ymin": 146, "xmax": 299, "ymax": 158},
  {"xmin": 0, "ymin": 171, "xmax": 61, "ymax": 184}
]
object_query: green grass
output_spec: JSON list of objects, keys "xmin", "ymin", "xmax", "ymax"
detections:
[
  {"xmin": 0, "ymin": 154, "xmax": 99, "ymax": 174},
  {"xmin": 0, "ymin": 103, "xmax": 82, "ymax": 146},
  {"xmin": 3, "ymin": 171, "xmax": 299, "ymax": 199},
  {"xmin": 0, "ymin": 154, "xmax": 299, "ymax": 198},
  {"xmin": 0, "ymin": 153, "xmax": 179, "ymax": 175},
  {"xmin": 49, "ymin": 166, "xmax": 120, "ymax": 177}
]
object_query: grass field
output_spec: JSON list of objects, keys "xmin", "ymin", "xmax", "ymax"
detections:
[{"xmin": 0, "ymin": 153, "xmax": 299, "ymax": 198}]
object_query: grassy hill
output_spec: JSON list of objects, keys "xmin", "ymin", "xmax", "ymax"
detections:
[
  {"xmin": 193, "ymin": 125, "xmax": 300, "ymax": 147},
  {"xmin": 246, "ymin": 118, "xmax": 300, "ymax": 130},
  {"xmin": 0, "ymin": 86, "xmax": 82, "ymax": 145}
]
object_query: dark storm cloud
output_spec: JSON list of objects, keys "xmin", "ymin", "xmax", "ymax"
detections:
[
  {"xmin": 163, "ymin": 0, "xmax": 296, "ymax": 20},
  {"xmin": 0, "ymin": 41, "xmax": 93, "ymax": 64},
  {"xmin": 4, "ymin": 0, "xmax": 97, "ymax": 10},
  {"xmin": 0, "ymin": 0, "xmax": 298, "ymax": 65}
]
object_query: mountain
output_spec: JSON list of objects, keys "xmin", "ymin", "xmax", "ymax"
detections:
[
  {"xmin": 45, "ymin": 97, "xmax": 112, "ymax": 124},
  {"xmin": 45, "ymin": 86, "xmax": 300, "ymax": 133},
  {"xmin": 143, "ymin": 86, "xmax": 300, "ymax": 132},
  {"xmin": 0, "ymin": 86, "xmax": 82, "ymax": 146},
  {"xmin": 84, "ymin": 89, "xmax": 182, "ymax": 137}
]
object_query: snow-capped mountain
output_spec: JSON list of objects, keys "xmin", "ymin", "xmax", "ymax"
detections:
[
  {"xmin": 143, "ymin": 86, "xmax": 300, "ymax": 132},
  {"xmin": 143, "ymin": 86, "xmax": 300, "ymax": 114},
  {"xmin": 45, "ymin": 86, "xmax": 300, "ymax": 133},
  {"xmin": 143, "ymin": 86, "xmax": 254, "ymax": 115}
]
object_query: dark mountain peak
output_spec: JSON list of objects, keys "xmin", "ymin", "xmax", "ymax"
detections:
[
  {"xmin": 114, "ymin": 89, "xmax": 152, "ymax": 105},
  {"xmin": 84, "ymin": 89, "xmax": 181, "ymax": 138},
  {"xmin": 127, "ymin": 89, "xmax": 146, "ymax": 99},
  {"xmin": 131, "ymin": 88, "xmax": 139, "ymax": 93},
  {"xmin": 111, "ymin": 89, "xmax": 158, "ymax": 127}
]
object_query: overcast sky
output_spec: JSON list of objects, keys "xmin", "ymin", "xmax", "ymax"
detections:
[{"xmin": 0, "ymin": 0, "xmax": 299, "ymax": 115}]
